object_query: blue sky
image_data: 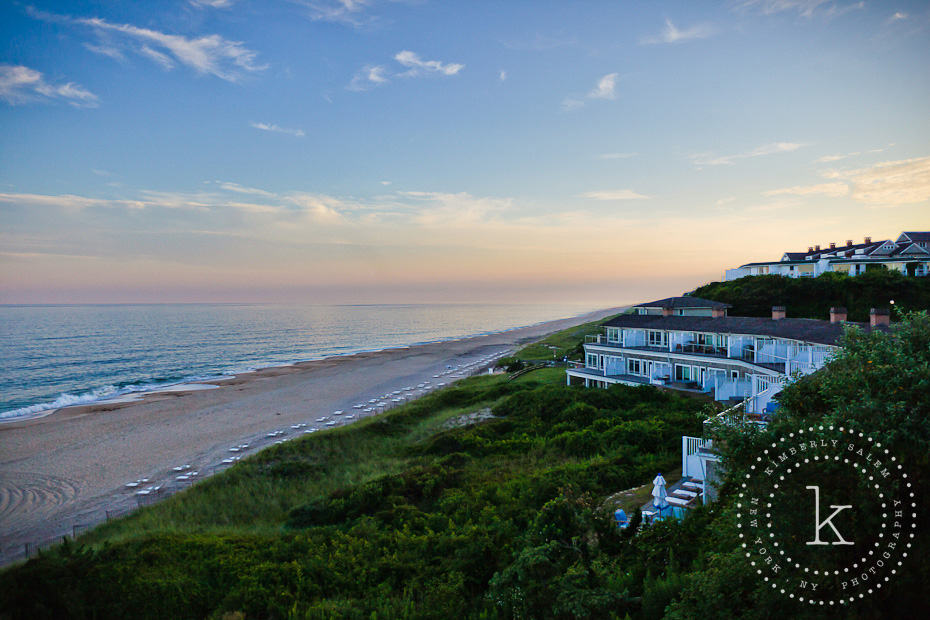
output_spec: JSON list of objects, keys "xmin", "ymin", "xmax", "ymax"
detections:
[{"xmin": 1, "ymin": 0, "xmax": 929, "ymax": 305}]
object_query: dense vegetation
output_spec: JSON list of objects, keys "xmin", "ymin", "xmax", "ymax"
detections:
[
  {"xmin": 691, "ymin": 270, "xmax": 930, "ymax": 321},
  {"xmin": 0, "ymin": 370, "xmax": 706, "ymax": 619}
]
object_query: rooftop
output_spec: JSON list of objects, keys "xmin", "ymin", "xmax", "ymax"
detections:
[
  {"xmin": 601, "ymin": 313, "xmax": 890, "ymax": 346},
  {"xmin": 635, "ymin": 296, "xmax": 731, "ymax": 309}
]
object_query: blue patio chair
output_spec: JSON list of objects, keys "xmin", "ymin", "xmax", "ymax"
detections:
[{"xmin": 614, "ymin": 508, "xmax": 629, "ymax": 528}]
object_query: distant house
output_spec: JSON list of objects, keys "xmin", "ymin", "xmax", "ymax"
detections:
[
  {"xmin": 566, "ymin": 298, "xmax": 893, "ymax": 504},
  {"xmin": 724, "ymin": 231, "xmax": 930, "ymax": 281},
  {"xmin": 632, "ymin": 296, "xmax": 731, "ymax": 317}
]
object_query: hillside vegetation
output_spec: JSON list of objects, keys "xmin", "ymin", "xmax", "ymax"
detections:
[
  {"xmin": 0, "ymin": 370, "xmax": 706, "ymax": 618},
  {"xmin": 692, "ymin": 271, "xmax": 930, "ymax": 321}
]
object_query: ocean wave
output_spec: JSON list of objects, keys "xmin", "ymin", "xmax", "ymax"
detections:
[
  {"xmin": 0, "ymin": 386, "xmax": 123, "ymax": 420},
  {"xmin": 0, "ymin": 377, "xmax": 222, "ymax": 422}
]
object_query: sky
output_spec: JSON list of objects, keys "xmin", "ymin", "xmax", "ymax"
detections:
[{"xmin": 1, "ymin": 0, "xmax": 929, "ymax": 306}]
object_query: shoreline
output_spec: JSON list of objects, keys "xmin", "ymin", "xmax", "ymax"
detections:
[
  {"xmin": 0, "ymin": 306, "xmax": 602, "ymax": 425},
  {"xmin": 0, "ymin": 305, "xmax": 625, "ymax": 566}
]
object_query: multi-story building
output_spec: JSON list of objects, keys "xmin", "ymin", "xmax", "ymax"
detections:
[
  {"xmin": 566, "ymin": 296, "xmax": 893, "ymax": 506},
  {"xmin": 566, "ymin": 297, "xmax": 891, "ymax": 416},
  {"xmin": 724, "ymin": 231, "xmax": 930, "ymax": 281}
]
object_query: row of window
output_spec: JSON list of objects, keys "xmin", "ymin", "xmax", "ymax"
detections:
[
  {"xmin": 604, "ymin": 329, "xmax": 729, "ymax": 349},
  {"xmin": 586, "ymin": 353, "xmax": 742, "ymax": 383}
]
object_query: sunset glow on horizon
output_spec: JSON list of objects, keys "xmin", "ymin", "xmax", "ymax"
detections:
[{"xmin": 2, "ymin": 1, "xmax": 929, "ymax": 305}]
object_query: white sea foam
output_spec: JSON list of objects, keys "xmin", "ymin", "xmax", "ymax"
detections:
[{"xmin": 0, "ymin": 386, "xmax": 122, "ymax": 420}]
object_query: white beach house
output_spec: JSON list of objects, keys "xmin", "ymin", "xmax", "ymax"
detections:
[
  {"xmin": 724, "ymin": 231, "xmax": 930, "ymax": 281},
  {"xmin": 566, "ymin": 296, "xmax": 892, "ymax": 506},
  {"xmin": 567, "ymin": 297, "xmax": 892, "ymax": 416}
]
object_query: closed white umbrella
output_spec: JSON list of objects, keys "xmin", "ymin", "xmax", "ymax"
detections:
[{"xmin": 652, "ymin": 473, "xmax": 668, "ymax": 510}]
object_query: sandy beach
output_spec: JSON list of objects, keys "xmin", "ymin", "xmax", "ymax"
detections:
[{"xmin": 0, "ymin": 307, "xmax": 623, "ymax": 565}]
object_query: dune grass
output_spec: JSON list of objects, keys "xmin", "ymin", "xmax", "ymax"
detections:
[
  {"xmin": 513, "ymin": 311, "xmax": 625, "ymax": 361},
  {"xmin": 79, "ymin": 372, "xmax": 552, "ymax": 545}
]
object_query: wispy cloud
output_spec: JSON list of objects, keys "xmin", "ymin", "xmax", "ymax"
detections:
[
  {"xmin": 0, "ymin": 64, "xmax": 98, "ymax": 107},
  {"xmin": 690, "ymin": 141, "xmax": 806, "ymax": 166},
  {"xmin": 348, "ymin": 65, "xmax": 388, "ymax": 91},
  {"xmin": 218, "ymin": 182, "xmax": 276, "ymax": 197},
  {"xmin": 498, "ymin": 69, "xmax": 507, "ymax": 82},
  {"xmin": 348, "ymin": 51, "xmax": 464, "ymax": 91},
  {"xmin": 394, "ymin": 51, "xmax": 464, "ymax": 77},
  {"xmin": 80, "ymin": 17, "xmax": 266, "ymax": 81},
  {"xmin": 597, "ymin": 152, "xmax": 637, "ymax": 160},
  {"xmin": 580, "ymin": 189, "xmax": 649, "ymax": 201},
  {"xmin": 28, "ymin": 9, "xmax": 266, "ymax": 83},
  {"xmin": 735, "ymin": 0, "xmax": 865, "ymax": 19},
  {"xmin": 764, "ymin": 182, "xmax": 849, "ymax": 197},
  {"xmin": 139, "ymin": 45, "xmax": 176, "ymax": 70},
  {"xmin": 563, "ymin": 72, "xmax": 619, "ymax": 110},
  {"xmin": 191, "ymin": 0, "xmax": 235, "ymax": 8},
  {"xmin": 290, "ymin": 0, "xmax": 374, "ymax": 27},
  {"xmin": 84, "ymin": 43, "xmax": 126, "ymax": 61},
  {"xmin": 587, "ymin": 73, "xmax": 618, "ymax": 99},
  {"xmin": 641, "ymin": 19, "xmax": 716, "ymax": 44},
  {"xmin": 251, "ymin": 122, "xmax": 305, "ymax": 137},
  {"xmin": 814, "ymin": 146, "xmax": 887, "ymax": 163},
  {"xmin": 887, "ymin": 11, "xmax": 908, "ymax": 22},
  {"xmin": 762, "ymin": 154, "xmax": 930, "ymax": 206},
  {"xmin": 822, "ymin": 156, "xmax": 930, "ymax": 205},
  {"xmin": 398, "ymin": 191, "xmax": 515, "ymax": 227}
]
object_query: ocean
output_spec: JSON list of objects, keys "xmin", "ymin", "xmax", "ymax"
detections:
[{"xmin": 0, "ymin": 303, "xmax": 594, "ymax": 421}]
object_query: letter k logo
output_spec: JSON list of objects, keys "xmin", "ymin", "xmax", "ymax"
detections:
[{"xmin": 806, "ymin": 485, "xmax": 854, "ymax": 546}]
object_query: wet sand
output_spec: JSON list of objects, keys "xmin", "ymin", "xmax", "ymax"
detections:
[{"xmin": 0, "ymin": 307, "xmax": 624, "ymax": 565}]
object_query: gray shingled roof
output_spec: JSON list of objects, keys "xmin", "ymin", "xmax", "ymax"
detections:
[
  {"xmin": 601, "ymin": 314, "xmax": 890, "ymax": 346},
  {"xmin": 634, "ymin": 296, "xmax": 731, "ymax": 309},
  {"xmin": 901, "ymin": 232, "xmax": 930, "ymax": 243}
]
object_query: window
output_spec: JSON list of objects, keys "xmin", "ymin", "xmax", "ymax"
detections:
[
  {"xmin": 586, "ymin": 354, "xmax": 598, "ymax": 368},
  {"xmin": 731, "ymin": 370, "xmax": 739, "ymax": 380},
  {"xmin": 628, "ymin": 358, "xmax": 644, "ymax": 375},
  {"xmin": 716, "ymin": 334, "xmax": 728, "ymax": 349},
  {"xmin": 647, "ymin": 330, "xmax": 667, "ymax": 347},
  {"xmin": 674, "ymin": 364, "xmax": 692, "ymax": 381},
  {"xmin": 606, "ymin": 327, "xmax": 620, "ymax": 343}
]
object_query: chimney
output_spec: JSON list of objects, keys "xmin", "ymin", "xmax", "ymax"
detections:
[
  {"xmin": 772, "ymin": 306, "xmax": 786, "ymax": 321},
  {"xmin": 807, "ymin": 246, "xmax": 814, "ymax": 253},
  {"xmin": 870, "ymin": 308, "xmax": 890, "ymax": 327},
  {"xmin": 711, "ymin": 307, "xmax": 726, "ymax": 318},
  {"xmin": 662, "ymin": 307, "xmax": 674, "ymax": 317},
  {"xmin": 829, "ymin": 307, "xmax": 847, "ymax": 323},
  {"xmin": 865, "ymin": 236, "xmax": 872, "ymax": 244},
  {"xmin": 829, "ymin": 242, "xmax": 836, "ymax": 250},
  {"xmin": 815, "ymin": 244, "xmax": 821, "ymax": 251},
  {"xmin": 846, "ymin": 239, "xmax": 853, "ymax": 246}
]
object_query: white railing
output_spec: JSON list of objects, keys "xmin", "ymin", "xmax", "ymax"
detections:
[
  {"xmin": 712, "ymin": 376, "xmax": 752, "ymax": 402},
  {"xmin": 682, "ymin": 435, "xmax": 713, "ymax": 480}
]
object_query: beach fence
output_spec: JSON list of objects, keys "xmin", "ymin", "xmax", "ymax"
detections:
[{"xmin": 3, "ymin": 482, "xmax": 200, "ymax": 566}]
